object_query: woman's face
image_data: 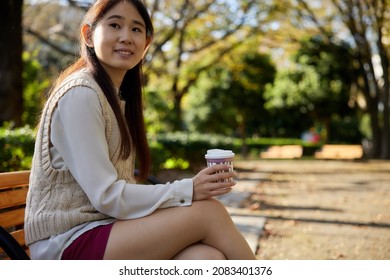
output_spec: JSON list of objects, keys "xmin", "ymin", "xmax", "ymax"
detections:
[{"xmin": 84, "ymin": 1, "xmax": 150, "ymax": 87}]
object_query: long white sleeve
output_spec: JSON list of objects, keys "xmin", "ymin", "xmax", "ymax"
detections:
[{"xmin": 50, "ymin": 86, "xmax": 193, "ymax": 220}]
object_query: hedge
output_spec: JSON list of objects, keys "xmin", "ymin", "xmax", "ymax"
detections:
[{"xmin": 0, "ymin": 126, "xmax": 319, "ymax": 172}]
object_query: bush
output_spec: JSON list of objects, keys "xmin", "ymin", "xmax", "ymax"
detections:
[
  {"xmin": 0, "ymin": 126, "xmax": 317, "ymax": 174},
  {"xmin": 152, "ymin": 132, "xmax": 236, "ymax": 170},
  {"xmin": 150, "ymin": 132, "xmax": 318, "ymax": 170},
  {"xmin": 0, "ymin": 125, "xmax": 35, "ymax": 172}
]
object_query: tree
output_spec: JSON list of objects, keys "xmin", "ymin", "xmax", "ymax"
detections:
[
  {"xmin": 186, "ymin": 50, "xmax": 276, "ymax": 154},
  {"xmin": 265, "ymin": 36, "xmax": 361, "ymax": 143},
  {"xmin": 23, "ymin": 1, "xmax": 86, "ymax": 77},
  {"xmin": 278, "ymin": 0, "xmax": 390, "ymax": 158},
  {"xmin": 0, "ymin": 0, "xmax": 86, "ymax": 127},
  {"xmin": 23, "ymin": 0, "xmax": 276, "ymax": 133},
  {"xmin": 330, "ymin": 0, "xmax": 390, "ymax": 158},
  {"xmin": 144, "ymin": 0, "xmax": 269, "ymax": 131},
  {"xmin": 0, "ymin": 0, "xmax": 24, "ymax": 127}
]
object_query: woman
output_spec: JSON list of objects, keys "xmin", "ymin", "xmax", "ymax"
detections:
[{"xmin": 24, "ymin": 0, "xmax": 256, "ymax": 260}]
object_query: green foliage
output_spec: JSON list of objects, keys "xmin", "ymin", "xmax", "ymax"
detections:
[
  {"xmin": 0, "ymin": 123, "xmax": 317, "ymax": 173},
  {"xmin": 153, "ymin": 132, "xmax": 236, "ymax": 169},
  {"xmin": 144, "ymin": 90, "xmax": 173, "ymax": 135},
  {"xmin": 185, "ymin": 51, "xmax": 276, "ymax": 138},
  {"xmin": 265, "ymin": 66, "xmax": 322, "ymax": 109},
  {"xmin": 359, "ymin": 114, "xmax": 372, "ymax": 140},
  {"xmin": 162, "ymin": 158, "xmax": 190, "ymax": 170},
  {"xmin": 264, "ymin": 35, "xmax": 362, "ymax": 143},
  {"xmin": 0, "ymin": 124, "xmax": 35, "ymax": 172},
  {"xmin": 150, "ymin": 132, "xmax": 314, "ymax": 170},
  {"xmin": 142, "ymin": 0, "xmax": 265, "ymax": 131},
  {"xmin": 328, "ymin": 115, "xmax": 363, "ymax": 144},
  {"xmin": 22, "ymin": 51, "xmax": 49, "ymax": 126}
]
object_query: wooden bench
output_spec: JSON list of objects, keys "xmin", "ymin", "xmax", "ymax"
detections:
[
  {"xmin": 0, "ymin": 170, "xmax": 31, "ymax": 259},
  {"xmin": 314, "ymin": 144, "xmax": 363, "ymax": 160},
  {"xmin": 0, "ymin": 169, "xmax": 161, "ymax": 260},
  {"xmin": 260, "ymin": 145, "xmax": 303, "ymax": 159}
]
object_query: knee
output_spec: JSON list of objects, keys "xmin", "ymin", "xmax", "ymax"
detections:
[
  {"xmin": 192, "ymin": 198, "xmax": 229, "ymax": 216},
  {"xmin": 191, "ymin": 198, "xmax": 231, "ymax": 223},
  {"xmin": 192, "ymin": 198, "xmax": 229, "ymax": 218}
]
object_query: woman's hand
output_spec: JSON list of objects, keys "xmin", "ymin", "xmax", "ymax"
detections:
[{"xmin": 192, "ymin": 164, "xmax": 237, "ymax": 201}]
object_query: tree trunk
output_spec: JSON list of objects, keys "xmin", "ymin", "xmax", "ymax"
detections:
[
  {"xmin": 0, "ymin": 0, "xmax": 24, "ymax": 127},
  {"xmin": 352, "ymin": 34, "xmax": 382, "ymax": 158},
  {"xmin": 369, "ymin": 104, "xmax": 381, "ymax": 159},
  {"xmin": 378, "ymin": 30, "xmax": 390, "ymax": 159},
  {"xmin": 172, "ymin": 95, "xmax": 183, "ymax": 130},
  {"xmin": 382, "ymin": 89, "xmax": 390, "ymax": 159},
  {"xmin": 171, "ymin": 80, "xmax": 185, "ymax": 131}
]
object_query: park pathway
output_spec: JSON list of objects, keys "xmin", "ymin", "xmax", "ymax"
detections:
[{"xmin": 219, "ymin": 159, "xmax": 390, "ymax": 259}]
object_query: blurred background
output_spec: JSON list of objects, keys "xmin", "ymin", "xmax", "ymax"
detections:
[{"xmin": 1, "ymin": 0, "xmax": 390, "ymax": 173}]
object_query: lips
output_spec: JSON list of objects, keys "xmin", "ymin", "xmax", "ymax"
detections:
[{"xmin": 115, "ymin": 49, "xmax": 134, "ymax": 56}]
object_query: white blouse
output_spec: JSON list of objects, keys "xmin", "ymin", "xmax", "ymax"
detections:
[{"xmin": 29, "ymin": 86, "xmax": 193, "ymax": 259}]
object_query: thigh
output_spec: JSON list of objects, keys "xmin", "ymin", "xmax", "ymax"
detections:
[{"xmin": 103, "ymin": 200, "xmax": 223, "ymax": 260}]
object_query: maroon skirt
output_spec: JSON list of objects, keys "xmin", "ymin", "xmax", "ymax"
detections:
[{"xmin": 61, "ymin": 223, "xmax": 114, "ymax": 260}]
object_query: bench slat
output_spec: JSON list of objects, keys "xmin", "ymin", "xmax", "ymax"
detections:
[
  {"xmin": 0, "ymin": 171, "xmax": 33, "ymax": 259},
  {"xmin": 0, "ymin": 208, "xmax": 25, "ymax": 228},
  {"xmin": 11, "ymin": 229, "xmax": 27, "ymax": 247},
  {"xmin": 0, "ymin": 188, "xmax": 28, "ymax": 209},
  {"xmin": 0, "ymin": 171, "xmax": 30, "ymax": 190}
]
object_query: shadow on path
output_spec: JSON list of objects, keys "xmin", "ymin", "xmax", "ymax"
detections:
[
  {"xmin": 258, "ymin": 201, "xmax": 343, "ymax": 213},
  {"xmin": 232, "ymin": 213, "xmax": 390, "ymax": 229}
]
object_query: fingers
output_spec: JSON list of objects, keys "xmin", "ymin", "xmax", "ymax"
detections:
[
  {"xmin": 192, "ymin": 181, "xmax": 235, "ymax": 201},
  {"xmin": 199, "ymin": 164, "xmax": 237, "ymax": 182},
  {"xmin": 203, "ymin": 164, "xmax": 234, "ymax": 175},
  {"xmin": 209, "ymin": 169, "xmax": 237, "ymax": 182},
  {"xmin": 209, "ymin": 186, "xmax": 233, "ymax": 197},
  {"xmin": 192, "ymin": 165, "xmax": 238, "ymax": 201}
]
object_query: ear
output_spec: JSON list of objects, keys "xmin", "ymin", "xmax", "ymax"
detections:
[
  {"xmin": 142, "ymin": 36, "xmax": 152, "ymax": 58},
  {"xmin": 81, "ymin": 24, "xmax": 94, "ymax": 48}
]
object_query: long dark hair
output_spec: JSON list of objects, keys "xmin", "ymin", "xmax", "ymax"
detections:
[{"xmin": 52, "ymin": 0, "xmax": 154, "ymax": 180}]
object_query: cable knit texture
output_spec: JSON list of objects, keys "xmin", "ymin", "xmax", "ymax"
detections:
[{"xmin": 24, "ymin": 69, "xmax": 135, "ymax": 245}]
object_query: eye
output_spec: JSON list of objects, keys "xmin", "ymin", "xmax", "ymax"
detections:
[
  {"xmin": 132, "ymin": 27, "xmax": 142, "ymax": 33},
  {"xmin": 109, "ymin": 23, "xmax": 121, "ymax": 29}
]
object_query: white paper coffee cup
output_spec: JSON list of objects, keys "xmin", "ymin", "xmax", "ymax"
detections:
[{"xmin": 205, "ymin": 149, "xmax": 235, "ymax": 182}]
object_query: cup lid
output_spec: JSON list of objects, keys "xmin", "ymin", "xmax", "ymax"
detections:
[{"xmin": 205, "ymin": 149, "xmax": 235, "ymax": 159}]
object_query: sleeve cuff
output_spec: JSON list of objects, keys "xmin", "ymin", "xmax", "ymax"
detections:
[{"xmin": 160, "ymin": 178, "xmax": 193, "ymax": 208}]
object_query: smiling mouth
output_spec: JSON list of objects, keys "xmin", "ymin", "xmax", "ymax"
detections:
[{"xmin": 115, "ymin": 50, "xmax": 134, "ymax": 55}]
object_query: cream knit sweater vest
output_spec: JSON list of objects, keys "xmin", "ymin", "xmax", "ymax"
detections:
[{"xmin": 24, "ymin": 69, "xmax": 135, "ymax": 245}]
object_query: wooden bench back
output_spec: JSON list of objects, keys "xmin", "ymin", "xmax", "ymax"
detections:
[
  {"xmin": 260, "ymin": 145, "xmax": 303, "ymax": 159},
  {"xmin": 0, "ymin": 170, "xmax": 30, "ymax": 259},
  {"xmin": 314, "ymin": 144, "xmax": 363, "ymax": 159}
]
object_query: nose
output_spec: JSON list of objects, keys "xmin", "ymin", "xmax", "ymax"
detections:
[{"xmin": 119, "ymin": 28, "xmax": 132, "ymax": 44}]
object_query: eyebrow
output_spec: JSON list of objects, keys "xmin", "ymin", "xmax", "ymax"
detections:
[{"xmin": 106, "ymin": 15, "xmax": 146, "ymax": 28}]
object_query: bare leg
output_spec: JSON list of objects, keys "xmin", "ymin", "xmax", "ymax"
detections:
[
  {"xmin": 103, "ymin": 198, "xmax": 256, "ymax": 260},
  {"xmin": 173, "ymin": 243, "xmax": 226, "ymax": 260}
]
